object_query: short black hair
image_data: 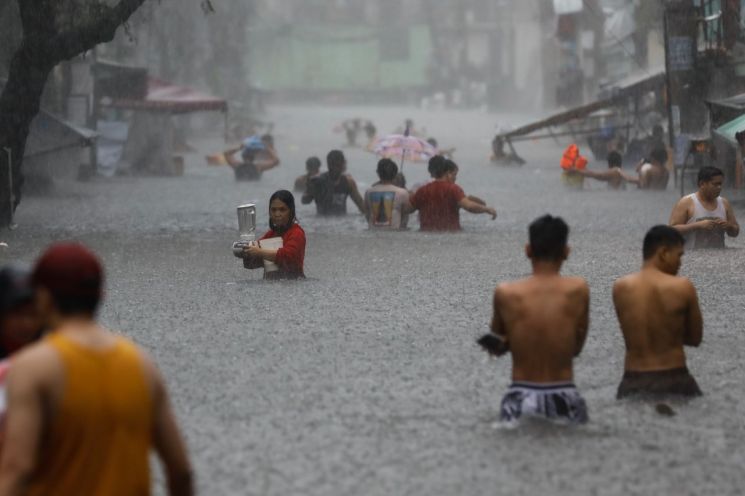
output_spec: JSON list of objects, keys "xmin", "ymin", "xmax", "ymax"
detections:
[
  {"xmin": 607, "ymin": 151, "xmax": 622, "ymax": 168},
  {"xmin": 428, "ymin": 155, "xmax": 447, "ymax": 178},
  {"xmin": 529, "ymin": 215, "xmax": 569, "ymax": 261},
  {"xmin": 643, "ymin": 225, "xmax": 684, "ymax": 260},
  {"xmin": 327, "ymin": 149, "xmax": 345, "ymax": 170},
  {"xmin": 443, "ymin": 159, "xmax": 458, "ymax": 173},
  {"xmin": 697, "ymin": 165, "xmax": 723, "ymax": 184},
  {"xmin": 376, "ymin": 159, "xmax": 398, "ymax": 182},
  {"xmin": 650, "ymin": 147, "xmax": 668, "ymax": 165},
  {"xmin": 268, "ymin": 189, "xmax": 296, "ymax": 232},
  {"xmin": 305, "ymin": 156, "xmax": 321, "ymax": 171}
]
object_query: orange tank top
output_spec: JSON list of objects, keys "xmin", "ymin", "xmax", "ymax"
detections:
[{"xmin": 26, "ymin": 333, "xmax": 153, "ymax": 496}]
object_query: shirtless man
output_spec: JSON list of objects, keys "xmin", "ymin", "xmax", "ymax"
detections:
[
  {"xmin": 613, "ymin": 225, "xmax": 703, "ymax": 399},
  {"xmin": 669, "ymin": 166, "xmax": 739, "ymax": 249},
  {"xmin": 624, "ymin": 147, "xmax": 669, "ymax": 190},
  {"xmin": 0, "ymin": 243, "xmax": 193, "ymax": 495},
  {"xmin": 568, "ymin": 151, "xmax": 626, "ymax": 190},
  {"xmin": 481, "ymin": 215, "xmax": 589, "ymax": 425}
]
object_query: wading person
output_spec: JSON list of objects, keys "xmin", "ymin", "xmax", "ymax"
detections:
[
  {"xmin": 613, "ymin": 226, "xmax": 703, "ymax": 399},
  {"xmin": 244, "ymin": 190, "xmax": 306, "ymax": 280},
  {"xmin": 0, "ymin": 243, "xmax": 193, "ymax": 496},
  {"xmin": 293, "ymin": 156, "xmax": 321, "ymax": 193},
  {"xmin": 669, "ymin": 166, "xmax": 740, "ymax": 249},
  {"xmin": 0, "ymin": 265, "xmax": 44, "ymax": 448},
  {"xmin": 302, "ymin": 150, "xmax": 366, "ymax": 216},
  {"xmin": 409, "ymin": 157, "xmax": 496, "ymax": 231},
  {"xmin": 224, "ymin": 134, "xmax": 280, "ymax": 181},
  {"xmin": 567, "ymin": 151, "xmax": 627, "ymax": 190},
  {"xmin": 364, "ymin": 159, "xmax": 411, "ymax": 230},
  {"xmin": 625, "ymin": 147, "xmax": 669, "ymax": 190},
  {"xmin": 480, "ymin": 215, "xmax": 589, "ymax": 425}
]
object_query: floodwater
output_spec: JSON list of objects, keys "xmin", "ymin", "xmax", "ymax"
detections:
[{"xmin": 2, "ymin": 104, "xmax": 745, "ymax": 495}]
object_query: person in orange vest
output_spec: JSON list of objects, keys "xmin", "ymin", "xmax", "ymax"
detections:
[{"xmin": 560, "ymin": 144, "xmax": 588, "ymax": 189}]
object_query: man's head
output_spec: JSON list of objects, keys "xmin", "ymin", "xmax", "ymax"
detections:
[
  {"xmin": 428, "ymin": 155, "xmax": 447, "ymax": 179},
  {"xmin": 443, "ymin": 159, "xmax": 458, "ymax": 183},
  {"xmin": 0, "ymin": 265, "xmax": 41, "ymax": 358},
  {"xmin": 697, "ymin": 166, "xmax": 724, "ymax": 200},
  {"xmin": 326, "ymin": 149, "xmax": 346, "ymax": 178},
  {"xmin": 426, "ymin": 138, "xmax": 438, "ymax": 149},
  {"xmin": 650, "ymin": 147, "xmax": 668, "ymax": 166},
  {"xmin": 642, "ymin": 225, "xmax": 685, "ymax": 275},
  {"xmin": 376, "ymin": 158, "xmax": 398, "ymax": 183},
  {"xmin": 31, "ymin": 243, "xmax": 103, "ymax": 324},
  {"xmin": 305, "ymin": 156, "xmax": 321, "ymax": 174},
  {"xmin": 607, "ymin": 151, "xmax": 622, "ymax": 168},
  {"xmin": 527, "ymin": 215, "xmax": 570, "ymax": 263},
  {"xmin": 261, "ymin": 134, "xmax": 274, "ymax": 147}
]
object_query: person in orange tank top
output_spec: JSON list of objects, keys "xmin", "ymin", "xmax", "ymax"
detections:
[{"xmin": 0, "ymin": 243, "xmax": 193, "ymax": 496}]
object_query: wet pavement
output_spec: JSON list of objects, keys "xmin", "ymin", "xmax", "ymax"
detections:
[{"xmin": 2, "ymin": 104, "xmax": 745, "ymax": 495}]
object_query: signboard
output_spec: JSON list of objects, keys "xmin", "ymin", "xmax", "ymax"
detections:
[{"xmin": 669, "ymin": 36, "xmax": 694, "ymax": 72}]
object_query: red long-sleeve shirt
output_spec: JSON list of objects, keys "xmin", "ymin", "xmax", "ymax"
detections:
[{"xmin": 259, "ymin": 222, "xmax": 306, "ymax": 279}]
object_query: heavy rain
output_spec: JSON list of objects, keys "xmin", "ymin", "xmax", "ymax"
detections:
[{"xmin": 1, "ymin": 1, "xmax": 744, "ymax": 495}]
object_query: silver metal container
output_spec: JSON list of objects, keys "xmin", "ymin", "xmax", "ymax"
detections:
[{"xmin": 232, "ymin": 203, "xmax": 257, "ymax": 257}]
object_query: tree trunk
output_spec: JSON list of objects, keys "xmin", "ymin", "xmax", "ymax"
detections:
[
  {"xmin": 0, "ymin": 41, "xmax": 54, "ymax": 227},
  {"xmin": 0, "ymin": 0, "xmax": 150, "ymax": 229}
]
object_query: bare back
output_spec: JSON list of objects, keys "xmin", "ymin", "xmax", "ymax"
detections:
[
  {"xmin": 492, "ymin": 275, "xmax": 589, "ymax": 383},
  {"xmin": 613, "ymin": 269, "xmax": 702, "ymax": 372}
]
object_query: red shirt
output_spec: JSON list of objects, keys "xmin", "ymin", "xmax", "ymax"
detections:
[
  {"xmin": 260, "ymin": 223, "xmax": 306, "ymax": 278},
  {"xmin": 411, "ymin": 180, "xmax": 466, "ymax": 231}
]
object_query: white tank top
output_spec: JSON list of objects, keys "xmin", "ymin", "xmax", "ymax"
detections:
[{"xmin": 685, "ymin": 193, "xmax": 726, "ymax": 249}]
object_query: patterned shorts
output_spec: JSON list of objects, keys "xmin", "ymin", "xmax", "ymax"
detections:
[{"xmin": 500, "ymin": 382, "xmax": 589, "ymax": 425}]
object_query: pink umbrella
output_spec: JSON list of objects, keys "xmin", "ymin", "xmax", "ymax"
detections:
[{"xmin": 371, "ymin": 132, "xmax": 437, "ymax": 173}]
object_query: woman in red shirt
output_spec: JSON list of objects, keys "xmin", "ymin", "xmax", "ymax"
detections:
[{"xmin": 244, "ymin": 190, "xmax": 306, "ymax": 280}]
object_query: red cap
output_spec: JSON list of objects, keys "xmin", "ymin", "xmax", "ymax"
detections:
[{"xmin": 31, "ymin": 243, "xmax": 103, "ymax": 298}]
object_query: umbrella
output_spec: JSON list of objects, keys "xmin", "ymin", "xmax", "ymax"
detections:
[{"xmin": 371, "ymin": 132, "xmax": 437, "ymax": 173}]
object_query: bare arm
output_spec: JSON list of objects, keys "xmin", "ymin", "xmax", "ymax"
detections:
[
  {"xmin": 150, "ymin": 363, "xmax": 194, "ymax": 496},
  {"xmin": 0, "ymin": 360, "xmax": 44, "ymax": 496},
  {"xmin": 721, "ymin": 198, "xmax": 740, "ymax": 237},
  {"xmin": 683, "ymin": 280, "xmax": 703, "ymax": 347},
  {"xmin": 347, "ymin": 177, "xmax": 366, "ymax": 215},
  {"xmin": 619, "ymin": 170, "xmax": 640, "ymax": 185},
  {"xmin": 254, "ymin": 146, "xmax": 280, "ymax": 173},
  {"xmin": 669, "ymin": 197, "xmax": 717, "ymax": 235},
  {"xmin": 458, "ymin": 197, "xmax": 496, "ymax": 219},
  {"xmin": 223, "ymin": 147, "xmax": 243, "ymax": 168},
  {"xmin": 487, "ymin": 288, "xmax": 509, "ymax": 356},
  {"xmin": 575, "ymin": 283, "xmax": 590, "ymax": 357}
]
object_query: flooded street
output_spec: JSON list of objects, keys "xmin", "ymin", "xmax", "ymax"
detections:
[{"xmin": 3, "ymin": 104, "xmax": 745, "ymax": 495}]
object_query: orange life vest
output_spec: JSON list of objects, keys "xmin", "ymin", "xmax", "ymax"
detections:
[{"xmin": 560, "ymin": 144, "xmax": 588, "ymax": 170}]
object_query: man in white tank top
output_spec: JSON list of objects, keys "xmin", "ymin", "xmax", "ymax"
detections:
[{"xmin": 669, "ymin": 166, "xmax": 739, "ymax": 249}]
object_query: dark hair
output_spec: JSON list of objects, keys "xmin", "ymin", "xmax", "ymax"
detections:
[
  {"xmin": 241, "ymin": 148, "xmax": 257, "ymax": 163},
  {"xmin": 529, "ymin": 215, "xmax": 569, "ymax": 261},
  {"xmin": 426, "ymin": 137, "xmax": 438, "ymax": 148},
  {"xmin": 327, "ymin": 149, "xmax": 345, "ymax": 171},
  {"xmin": 650, "ymin": 147, "xmax": 668, "ymax": 165},
  {"xmin": 376, "ymin": 159, "xmax": 398, "ymax": 182},
  {"xmin": 261, "ymin": 134, "xmax": 274, "ymax": 146},
  {"xmin": 32, "ymin": 243, "xmax": 103, "ymax": 317},
  {"xmin": 607, "ymin": 151, "xmax": 622, "ymax": 168},
  {"xmin": 697, "ymin": 165, "xmax": 723, "ymax": 184},
  {"xmin": 268, "ymin": 190, "xmax": 296, "ymax": 233},
  {"xmin": 305, "ymin": 156, "xmax": 321, "ymax": 172},
  {"xmin": 643, "ymin": 225, "xmax": 684, "ymax": 260},
  {"xmin": 444, "ymin": 159, "xmax": 458, "ymax": 173},
  {"xmin": 428, "ymin": 155, "xmax": 447, "ymax": 178}
]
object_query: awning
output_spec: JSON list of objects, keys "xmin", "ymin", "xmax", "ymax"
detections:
[
  {"xmin": 714, "ymin": 113, "xmax": 745, "ymax": 144},
  {"xmin": 25, "ymin": 110, "xmax": 97, "ymax": 157},
  {"xmin": 104, "ymin": 77, "xmax": 228, "ymax": 114},
  {"xmin": 707, "ymin": 93, "xmax": 745, "ymax": 112},
  {"xmin": 498, "ymin": 68, "xmax": 666, "ymax": 141}
]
